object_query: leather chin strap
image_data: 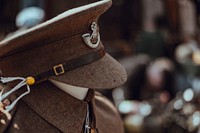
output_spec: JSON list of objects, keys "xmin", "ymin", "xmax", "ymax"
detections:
[
  {"xmin": 33, "ymin": 47, "xmax": 105, "ymax": 84},
  {"xmin": 0, "ymin": 48, "xmax": 105, "ymax": 113}
]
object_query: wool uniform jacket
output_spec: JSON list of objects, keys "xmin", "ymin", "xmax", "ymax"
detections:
[{"xmin": 0, "ymin": 81, "xmax": 124, "ymax": 133}]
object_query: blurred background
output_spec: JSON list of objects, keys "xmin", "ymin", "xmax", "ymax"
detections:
[{"xmin": 1, "ymin": 0, "xmax": 200, "ymax": 133}]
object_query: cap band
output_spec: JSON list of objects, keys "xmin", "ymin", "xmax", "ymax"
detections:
[{"xmin": 33, "ymin": 47, "xmax": 105, "ymax": 84}]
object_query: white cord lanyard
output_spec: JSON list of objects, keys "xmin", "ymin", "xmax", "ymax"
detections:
[
  {"xmin": 0, "ymin": 76, "xmax": 34, "ymax": 112},
  {"xmin": 84, "ymin": 104, "xmax": 91, "ymax": 133}
]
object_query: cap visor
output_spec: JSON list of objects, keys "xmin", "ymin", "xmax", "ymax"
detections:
[{"xmin": 49, "ymin": 53, "xmax": 127, "ymax": 89}]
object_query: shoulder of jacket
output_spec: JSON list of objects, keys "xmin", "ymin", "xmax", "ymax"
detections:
[{"xmin": 94, "ymin": 91, "xmax": 119, "ymax": 115}]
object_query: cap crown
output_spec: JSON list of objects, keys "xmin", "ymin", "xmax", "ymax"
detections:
[{"xmin": 0, "ymin": 0, "xmax": 112, "ymax": 78}]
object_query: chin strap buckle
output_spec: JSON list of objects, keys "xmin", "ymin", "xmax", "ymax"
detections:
[{"xmin": 53, "ymin": 64, "xmax": 65, "ymax": 76}]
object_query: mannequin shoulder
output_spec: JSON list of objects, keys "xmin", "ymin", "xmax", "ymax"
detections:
[
  {"xmin": 94, "ymin": 91, "xmax": 119, "ymax": 115},
  {"xmin": 94, "ymin": 91, "xmax": 124, "ymax": 133}
]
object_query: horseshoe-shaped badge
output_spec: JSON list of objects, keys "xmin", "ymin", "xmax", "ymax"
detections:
[{"xmin": 82, "ymin": 22, "xmax": 100, "ymax": 49}]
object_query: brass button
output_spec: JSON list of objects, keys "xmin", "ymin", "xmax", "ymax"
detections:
[{"xmin": 26, "ymin": 77, "xmax": 35, "ymax": 85}]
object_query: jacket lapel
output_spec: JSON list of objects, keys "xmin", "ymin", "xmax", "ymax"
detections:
[{"xmin": 22, "ymin": 81, "xmax": 87, "ymax": 133}]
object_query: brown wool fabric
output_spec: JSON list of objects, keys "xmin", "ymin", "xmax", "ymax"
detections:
[
  {"xmin": 1, "ymin": 81, "xmax": 124, "ymax": 133},
  {"xmin": 0, "ymin": 0, "xmax": 127, "ymax": 89}
]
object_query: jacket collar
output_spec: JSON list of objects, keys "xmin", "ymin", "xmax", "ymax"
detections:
[{"xmin": 23, "ymin": 81, "xmax": 94, "ymax": 132}]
